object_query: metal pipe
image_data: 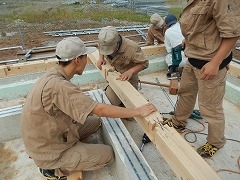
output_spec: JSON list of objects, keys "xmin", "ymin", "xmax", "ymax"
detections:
[
  {"xmin": 0, "ymin": 46, "xmax": 23, "ymax": 51},
  {"xmin": 0, "ymin": 59, "xmax": 20, "ymax": 65},
  {"xmin": 44, "ymin": 25, "xmax": 149, "ymax": 37},
  {"xmin": 18, "ymin": 26, "xmax": 26, "ymax": 50}
]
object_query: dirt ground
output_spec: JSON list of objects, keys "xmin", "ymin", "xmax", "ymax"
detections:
[
  {"xmin": 1, "ymin": 20, "xmax": 240, "ymax": 62},
  {"xmin": 0, "ymin": 2, "xmax": 239, "ymax": 62},
  {"xmin": 0, "ymin": 20, "xmax": 148, "ymax": 61}
]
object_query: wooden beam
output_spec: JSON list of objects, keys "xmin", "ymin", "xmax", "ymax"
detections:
[
  {"xmin": 228, "ymin": 61, "xmax": 240, "ymax": 78},
  {"xmin": 0, "ymin": 57, "xmax": 95, "ymax": 78},
  {"xmin": 88, "ymin": 50, "xmax": 220, "ymax": 180},
  {"xmin": 141, "ymin": 44, "xmax": 166, "ymax": 56},
  {"xmin": 0, "ymin": 59, "xmax": 58, "ymax": 78},
  {"xmin": 0, "ymin": 45, "xmax": 167, "ymax": 78},
  {"xmin": 169, "ymin": 79, "xmax": 178, "ymax": 95}
]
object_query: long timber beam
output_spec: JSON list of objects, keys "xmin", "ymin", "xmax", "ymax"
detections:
[
  {"xmin": 88, "ymin": 49, "xmax": 220, "ymax": 180},
  {"xmin": 0, "ymin": 59, "xmax": 58, "ymax": 78},
  {"xmin": 1, "ymin": 45, "xmax": 239, "ymax": 106},
  {"xmin": 0, "ymin": 45, "xmax": 166, "ymax": 78},
  {"xmin": 228, "ymin": 60, "xmax": 240, "ymax": 78},
  {"xmin": 1, "ymin": 45, "xmax": 240, "ymax": 78}
]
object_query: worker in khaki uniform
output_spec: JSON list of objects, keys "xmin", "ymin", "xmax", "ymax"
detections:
[
  {"xmin": 21, "ymin": 37, "xmax": 157, "ymax": 180},
  {"xmin": 165, "ymin": 0, "xmax": 240, "ymax": 158},
  {"xmin": 146, "ymin": 13, "xmax": 167, "ymax": 45},
  {"xmin": 97, "ymin": 26, "xmax": 149, "ymax": 106}
]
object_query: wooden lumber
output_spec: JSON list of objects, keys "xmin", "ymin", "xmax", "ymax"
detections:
[
  {"xmin": 0, "ymin": 45, "xmax": 166, "ymax": 78},
  {"xmin": 88, "ymin": 50, "xmax": 220, "ymax": 180},
  {"xmin": 169, "ymin": 79, "xmax": 178, "ymax": 95},
  {"xmin": 141, "ymin": 44, "xmax": 166, "ymax": 56},
  {"xmin": 228, "ymin": 61, "xmax": 240, "ymax": 78},
  {"xmin": 0, "ymin": 59, "xmax": 58, "ymax": 77},
  {"xmin": 0, "ymin": 57, "xmax": 94, "ymax": 78}
]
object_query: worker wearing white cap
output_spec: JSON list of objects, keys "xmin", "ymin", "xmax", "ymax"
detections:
[
  {"xmin": 97, "ymin": 26, "xmax": 149, "ymax": 106},
  {"xmin": 21, "ymin": 37, "xmax": 157, "ymax": 179},
  {"xmin": 146, "ymin": 13, "xmax": 167, "ymax": 45}
]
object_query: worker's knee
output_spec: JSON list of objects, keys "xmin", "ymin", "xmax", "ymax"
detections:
[
  {"xmin": 80, "ymin": 144, "xmax": 114, "ymax": 171},
  {"xmin": 99, "ymin": 145, "xmax": 114, "ymax": 165}
]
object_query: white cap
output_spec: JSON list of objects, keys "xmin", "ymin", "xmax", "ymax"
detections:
[
  {"xmin": 150, "ymin": 13, "xmax": 164, "ymax": 27},
  {"xmin": 98, "ymin": 26, "xmax": 119, "ymax": 55},
  {"xmin": 56, "ymin": 37, "xmax": 96, "ymax": 62}
]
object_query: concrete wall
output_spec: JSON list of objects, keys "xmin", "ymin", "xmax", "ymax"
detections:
[{"xmin": 1, "ymin": 58, "xmax": 240, "ymax": 106}]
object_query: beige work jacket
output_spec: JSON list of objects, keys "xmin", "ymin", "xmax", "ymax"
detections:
[
  {"xmin": 21, "ymin": 65, "xmax": 98, "ymax": 161},
  {"xmin": 105, "ymin": 37, "xmax": 149, "ymax": 81},
  {"xmin": 180, "ymin": 0, "xmax": 240, "ymax": 60},
  {"xmin": 146, "ymin": 24, "xmax": 167, "ymax": 45}
]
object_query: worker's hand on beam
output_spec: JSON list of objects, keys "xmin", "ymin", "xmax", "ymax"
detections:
[
  {"xmin": 97, "ymin": 57, "xmax": 106, "ymax": 70},
  {"xmin": 135, "ymin": 103, "xmax": 157, "ymax": 117},
  {"xmin": 117, "ymin": 69, "xmax": 133, "ymax": 81}
]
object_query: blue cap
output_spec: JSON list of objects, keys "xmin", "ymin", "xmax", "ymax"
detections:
[{"xmin": 165, "ymin": 13, "xmax": 177, "ymax": 27}]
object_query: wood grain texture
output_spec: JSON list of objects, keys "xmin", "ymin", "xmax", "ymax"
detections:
[{"xmin": 88, "ymin": 49, "xmax": 220, "ymax": 180}]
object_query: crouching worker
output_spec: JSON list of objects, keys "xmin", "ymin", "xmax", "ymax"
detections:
[
  {"xmin": 97, "ymin": 26, "xmax": 149, "ymax": 106},
  {"xmin": 146, "ymin": 13, "xmax": 167, "ymax": 45},
  {"xmin": 21, "ymin": 37, "xmax": 157, "ymax": 180}
]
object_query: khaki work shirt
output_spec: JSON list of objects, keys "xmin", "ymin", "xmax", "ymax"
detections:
[
  {"xmin": 180, "ymin": 0, "xmax": 240, "ymax": 60},
  {"xmin": 146, "ymin": 24, "xmax": 167, "ymax": 45},
  {"xmin": 21, "ymin": 65, "xmax": 98, "ymax": 161},
  {"xmin": 105, "ymin": 37, "xmax": 149, "ymax": 81}
]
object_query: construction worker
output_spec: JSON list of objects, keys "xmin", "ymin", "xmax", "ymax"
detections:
[
  {"xmin": 164, "ymin": 13, "xmax": 187, "ymax": 79},
  {"xmin": 164, "ymin": 0, "xmax": 240, "ymax": 158},
  {"xmin": 146, "ymin": 13, "xmax": 167, "ymax": 45},
  {"xmin": 21, "ymin": 37, "xmax": 157, "ymax": 180},
  {"xmin": 97, "ymin": 26, "xmax": 149, "ymax": 106}
]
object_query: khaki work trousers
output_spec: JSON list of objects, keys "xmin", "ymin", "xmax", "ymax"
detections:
[
  {"xmin": 36, "ymin": 117, "xmax": 114, "ymax": 176},
  {"xmin": 105, "ymin": 76, "xmax": 139, "ymax": 106},
  {"xmin": 172, "ymin": 61, "xmax": 227, "ymax": 148}
]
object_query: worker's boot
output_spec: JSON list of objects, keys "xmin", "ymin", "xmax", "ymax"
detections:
[
  {"xmin": 162, "ymin": 117, "xmax": 186, "ymax": 132},
  {"xmin": 197, "ymin": 142, "xmax": 219, "ymax": 158},
  {"xmin": 39, "ymin": 168, "xmax": 67, "ymax": 180},
  {"xmin": 166, "ymin": 66, "xmax": 173, "ymax": 78}
]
